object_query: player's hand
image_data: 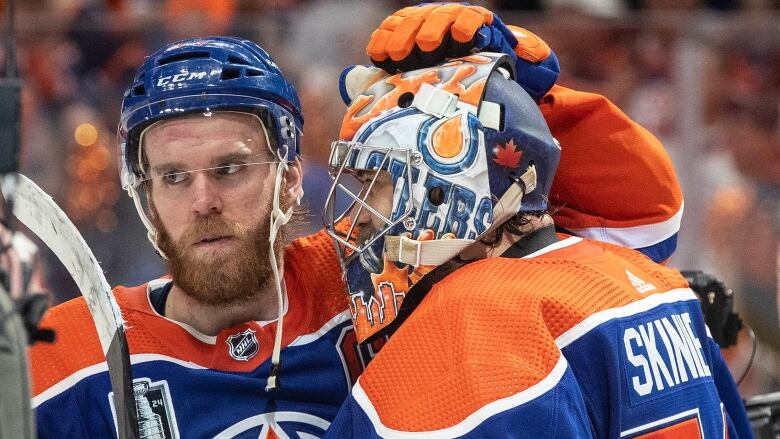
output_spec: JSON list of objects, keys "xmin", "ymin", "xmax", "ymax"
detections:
[{"xmin": 367, "ymin": 2, "xmax": 560, "ymax": 100}]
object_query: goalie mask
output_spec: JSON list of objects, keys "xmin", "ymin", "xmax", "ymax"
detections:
[{"xmin": 324, "ymin": 53, "xmax": 560, "ymax": 343}]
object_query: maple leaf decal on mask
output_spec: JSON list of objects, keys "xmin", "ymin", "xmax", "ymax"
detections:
[{"xmin": 493, "ymin": 139, "xmax": 523, "ymax": 168}]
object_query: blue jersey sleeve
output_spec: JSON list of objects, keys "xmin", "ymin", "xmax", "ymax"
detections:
[{"xmin": 35, "ymin": 391, "xmax": 93, "ymax": 439}]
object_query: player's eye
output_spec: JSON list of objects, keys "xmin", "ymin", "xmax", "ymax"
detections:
[
  {"xmin": 354, "ymin": 171, "xmax": 378, "ymax": 185},
  {"xmin": 161, "ymin": 171, "xmax": 188, "ymax": 185},
  {"xmin": 214, "ymin": 162, "xmax": 246, "ymax": 177}
]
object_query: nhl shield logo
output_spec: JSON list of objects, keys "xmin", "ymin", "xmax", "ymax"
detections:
[{"xmin": 227, "ymin": 328, "xmax": 259, "ymax": 361}]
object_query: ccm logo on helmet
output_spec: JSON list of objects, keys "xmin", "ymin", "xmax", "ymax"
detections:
[{"xmin": 156, "ymin": 71, "xmax": 208, "ymax": 87}]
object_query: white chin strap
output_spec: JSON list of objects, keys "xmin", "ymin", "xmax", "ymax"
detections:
[
  {"xmin": 384, "ymin": 164, "xmax": 537, "ymax": 267},
  {"xmin": 265, "ymin": 152, "xmax": 294, "ymax": 392}
]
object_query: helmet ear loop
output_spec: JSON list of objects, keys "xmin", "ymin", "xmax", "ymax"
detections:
[
  {"xmin": 500, "ymin": 176, "xmax": 529, "ymax": 238},
  {"xmin": 477, "ymin": 193, "xmax": 504, "ymax": 248},
  {"xmin": 128, "ymin": 124, "xmax": 172, "ymax": 260},
  {"xmin": 503, "ymin": 161, "xmax": 550, "ymax": 236},
  {"xmin": 128, "ymin": 184, "xmax": 170, "ymax": 260}
]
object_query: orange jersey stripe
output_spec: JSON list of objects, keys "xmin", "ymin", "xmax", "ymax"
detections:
[{"xmin": 635, "ymin": 418, "xmax": 703, "ymax": 439}]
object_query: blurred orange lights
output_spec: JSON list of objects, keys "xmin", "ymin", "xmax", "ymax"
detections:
[
  {"xmin": 66, "ymin": 122, "xmax": 121, "ymax": 232},
  {"xmin": 74, "ymin": 123, "xmax": 99, "ymax": 146}
]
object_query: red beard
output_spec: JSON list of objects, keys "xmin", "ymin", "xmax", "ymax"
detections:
[{"xmin": 152, "ymin": 208, "xmax": 285, "ymax": 308}]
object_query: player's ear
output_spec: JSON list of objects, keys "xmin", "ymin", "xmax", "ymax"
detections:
[{"xmin": 284, "ymin": 158, "xmax": 304, "ymax": 206}]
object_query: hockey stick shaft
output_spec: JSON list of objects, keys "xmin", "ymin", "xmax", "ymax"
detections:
[{"xmin": 5, "ymin": 175, "xmax": 139, "ymax": 438}]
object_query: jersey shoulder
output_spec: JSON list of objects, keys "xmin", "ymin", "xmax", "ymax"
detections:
[
  {"xmin": 356, "ymin": 255, "xmax": 571, "ymax": 431},
  {"xmin": 587, "ymin": 238, "xmax": 688, "ymax": 288},
  {"xmin": 542, "ymin": 85, "xmax": 683, "ymax": 262},
  {"xmin": 30, "ymin": 295, "xmax": 106, "ymax": 397},
  {"xmin": 354, "ymin": 238, "xmax": 696, "ymax": 435},
  {"xmin": 285, "ymin": 229, "xmax": 347, "ymax": 318},
  {"xmin": 30, "ymin": 283, "xmax": 161, "ymax": 397},
  {"xmin": 438, "ymin": 237, "xmax": 689, "ymax": 339}
]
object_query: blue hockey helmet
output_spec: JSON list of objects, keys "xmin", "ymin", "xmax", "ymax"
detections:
[{"xmin": 117, "ymin": 36, "xmax": 303, "ymax": 190}]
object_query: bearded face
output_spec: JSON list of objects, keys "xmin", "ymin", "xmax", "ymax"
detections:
[
  {"xmin": 140, "ymin": 112, "xmax": 305, "ymax": 308},
  {"xmin": 150, "ymin": 198, "xmax": 288, "ymax": 307}
]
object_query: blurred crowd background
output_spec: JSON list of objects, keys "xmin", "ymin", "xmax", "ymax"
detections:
[{"xmin": 1, "ymin": 0, "xmax": 778, "ymax": 396}]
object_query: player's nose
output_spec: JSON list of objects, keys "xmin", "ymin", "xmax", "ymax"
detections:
[
  {"xmin": 353, "ymin": 202, "xmax": 373, "ymax": 227},
  {"xmin": 190, "ymin": 172, "xmax": 223, "ymax": 216}
]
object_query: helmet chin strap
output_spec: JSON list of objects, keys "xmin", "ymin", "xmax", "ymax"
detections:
[
  {"xmin": 384, "ymin": 164, "xmax": 537, "ymax": 267},
  {"xmin": 265, "ymin": 148, "xmax": 294, "ymax": 392}
]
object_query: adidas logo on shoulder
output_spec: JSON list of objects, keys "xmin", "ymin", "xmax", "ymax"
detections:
[{"xmin": 626, "ymin": 269, "xmax": 657, "ymax": 294}]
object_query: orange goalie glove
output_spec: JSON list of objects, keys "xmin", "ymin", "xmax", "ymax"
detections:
[{"xmin": 366, "ymin": 2, "xmax": 560, "ymax": 100}]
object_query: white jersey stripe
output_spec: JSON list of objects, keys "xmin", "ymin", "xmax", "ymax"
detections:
[
  {"xmin": 522, "ymin": 236, "xmax": 583, "ymax": 259},
  {"xmin": 32, "ymin": 354, "xmax": 207, "ymax": 408},
  {"xmin": 351, "ymin": 354, "xmax": 569, "ymax": 438},
  {"xmin": 619, "ymin": 408, "xmax": 701, "ymax": 437},
  {"xmin": 556, "ymin": 288, "xmax": 699, "ymax": 349},
  {"xmin": 288, "ymin": 310, "xmax": 351, "ymax": 347},
  {"xmin": 564, "ymin": 202, "xmax": 684, "ymax": 249}
]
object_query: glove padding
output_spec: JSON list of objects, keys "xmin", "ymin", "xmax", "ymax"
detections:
[{"xmin": 367, "ymin": 2, "xmax": 560, "ymax": 100}]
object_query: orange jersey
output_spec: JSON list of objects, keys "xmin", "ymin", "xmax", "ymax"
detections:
[
  {"xmin": 543, "ymin": 85, "xmax": 684, "ymax": 262},
  {"xmin": 326, "ymin": 236, "xmax": 752, "ymax": 438},
  {"xmin": 30, "ymin": 230, "xmax": 360, "ymax": 438}
]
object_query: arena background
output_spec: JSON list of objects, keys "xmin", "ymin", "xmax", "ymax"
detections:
[{"xmin": 3, "ymin": 0, "xmax": 778, "ymax": 396}]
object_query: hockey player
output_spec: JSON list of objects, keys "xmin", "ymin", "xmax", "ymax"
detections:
[
  {"xmin": 323, "ymin": 52, "xmax": 753, "ymax": 438},
  {"xmin": 27, "ymin": 18, "xmax": 686, "ymax": 439},
  {"xmin": 28, "ymin": 38, "xmax": 356, "ymax": 438}
]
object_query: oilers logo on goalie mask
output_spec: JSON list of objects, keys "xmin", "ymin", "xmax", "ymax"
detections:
[
  {"xmin": 415, "ymin": 111, "xmax": 481, "ymax": 176},
  {"xmin": 350, "ymin": 108, "xmax": 495, "ymax": 241}
]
